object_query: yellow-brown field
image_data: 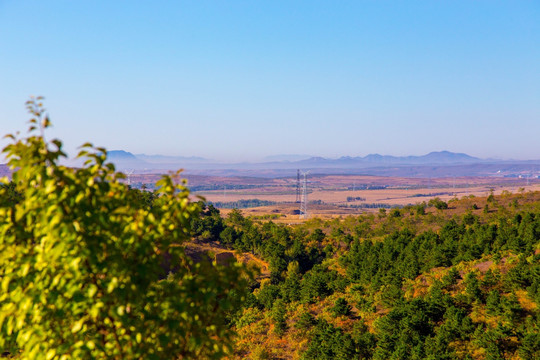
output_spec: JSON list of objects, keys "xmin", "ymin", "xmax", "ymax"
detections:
[{"xmin": 184, "ymin": 174, "xmax": 540, "ymax": 220}]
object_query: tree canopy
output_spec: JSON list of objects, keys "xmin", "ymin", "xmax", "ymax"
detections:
[{"xmin": 0, "ymin": 98, "xmax": 249, "ymax": 359}]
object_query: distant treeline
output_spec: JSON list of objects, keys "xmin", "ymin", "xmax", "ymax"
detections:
[
  {"xmin": 346, "ymin": 196, "xmax": 367, "ymax": 202},
  {"xmin": 343, "ymin": 202, "xmax": 394, "ymax": 209},
  {"xmin": 209, "ymin": 199, "xmax": 277, "ymax": 209},
  {"xmin": 346, "ymin": 185, "xmax": 387, "ymax": 190},
  {"xmin": 411, "ymin": 192, "xmax": 449, "ymax": 198}
]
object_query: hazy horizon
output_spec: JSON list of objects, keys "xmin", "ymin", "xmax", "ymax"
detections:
[
  {"xmin": 1, "ymin": 1, "xmax": 538, "ymax": 162},
  {"xmin": 106, "ymin": 149, "xmax": 537, "ymax": 164}
]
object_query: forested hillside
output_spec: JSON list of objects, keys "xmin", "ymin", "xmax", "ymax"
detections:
[{"xmin": 190, "ymin": 191, "xmax": 540, "ymax": 359}]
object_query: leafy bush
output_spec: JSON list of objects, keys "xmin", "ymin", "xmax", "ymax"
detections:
[
  {"xmin": 331, "ymin": 297, "xmax": 352, "ymax": 317},
  {"xmin": 236, "ymin": 307, "xmax": 263, "ymax": 329},
  {"xmin": 301, "ymin": 320, "xmax": 357, "ymax": 360},
  {"xmin": 271, "ymin": 299, "xmax": 287, "ymax": 336},
  {"xmin": 256, "ymin": 283, "xmax": 281, "ymax": 309},
  {"xmin": 294, "ymin": 311, "xmax": 317, "ymax": 330},
  {"xmin": 428, "ymin": 197, "xmax": 448, "ymax": 210},
  {"xmin": 441, "ymin": 267, "xmax": 461, "ymax": 289}
]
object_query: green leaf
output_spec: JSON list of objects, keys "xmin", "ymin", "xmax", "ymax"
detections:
[
  {"xmin": 46, "ymin": 349, "xmax": 56, "ymax": 360},
  {"xmin": 71, "ymin": 319, "xmax": 83, "ymax": 333}
]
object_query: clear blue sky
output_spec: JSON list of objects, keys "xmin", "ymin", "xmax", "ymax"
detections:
[{"xmin": 1, "ymin": 1, "xmax": 539, "ymax": 161}]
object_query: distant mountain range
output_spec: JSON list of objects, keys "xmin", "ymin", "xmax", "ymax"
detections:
[
  {"xmin": 0, "ymin": 150, "xmax": 526, "ymax": 179},
  {"xmin": 105, "ymin": 150, "xmax": 483, "ymax": 170},
  {"xmin": 294, "ymin": 151, "xmax": 481, "ymax": 167},
  {"xmin": 90, "ymin": 150, "xmax": 540, "ymax": 178}
]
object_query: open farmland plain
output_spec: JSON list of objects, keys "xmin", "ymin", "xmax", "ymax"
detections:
[{"xmin": 129, "ymin": 173, "xmax": 540, "ymax": 220}]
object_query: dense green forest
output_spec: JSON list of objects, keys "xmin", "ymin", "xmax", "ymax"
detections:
[
  {"xmin": 189, "ymin": 191, "xmax": 540, "ymax": 359},
  {"xmin": 209, "ymin": 199, "xmax": 277, "ymax": 209}
]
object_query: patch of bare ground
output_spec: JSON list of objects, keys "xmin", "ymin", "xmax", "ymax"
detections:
[
  {"xmin": 184, "ymin": 241, "xmax": 270, "ymax": 279},
  {"xmin": 474, "ymin": 260, "xmax": 493, "ymax": 273}
]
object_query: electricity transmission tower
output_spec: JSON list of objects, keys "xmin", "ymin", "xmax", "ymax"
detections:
[
  {"xmin": 300, "ymin": 171, "xmax": 310, "ymax": 219},
  {"xmin": 295, "ymin": 169, "xmax": 301, "ymax": 203}
]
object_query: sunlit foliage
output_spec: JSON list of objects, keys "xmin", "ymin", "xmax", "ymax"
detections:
[{"xmin": 0, "ymin": 98, "xmax": 249, "ymax": 359}]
